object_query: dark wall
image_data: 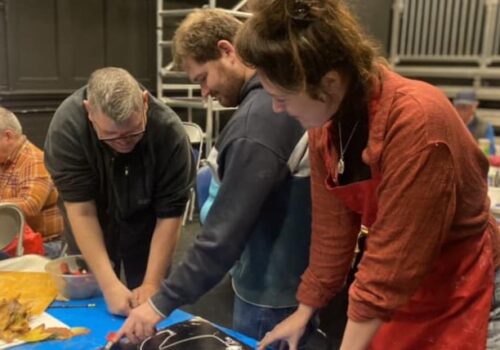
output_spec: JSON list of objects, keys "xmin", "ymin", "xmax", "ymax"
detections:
[
  {"xmin": 0, "ymin": 0, "xmax": 394, "ymax": 147},
  {"xmin": 0, "ymin": 1, "xmax": 7, "ymax": 90},
  {"xmin": 17, "ymin": 111, "xmax": 54, "ymax": 149},
  {"xmin": 350, "ymin": 0, "xmax": 392, "ymax": 56},
  {"xmin": 0, "ymin": 0, "xmax": 156, "ymax": 95},
  {"xmin": 0, "ymin": 0, "xmax": 156, "ymax": 147}
]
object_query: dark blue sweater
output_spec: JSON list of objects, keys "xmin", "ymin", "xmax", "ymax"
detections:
[{"xmin": 151, "ymin": 75, "xmax": 311, "ymax": 315}]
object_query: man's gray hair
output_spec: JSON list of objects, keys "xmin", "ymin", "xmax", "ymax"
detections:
[
  {"xmin": 0, "ymin": 106, "xmax": 22, "ymax": 134},
  {"xmin": 87, "ymin": 67, "xmax": 143, "ymax": 123}
]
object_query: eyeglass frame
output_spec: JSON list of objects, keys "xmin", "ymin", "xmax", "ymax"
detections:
[{"xmin": 89, "ymin": 108, "xmax": 147, "ymax": 143}]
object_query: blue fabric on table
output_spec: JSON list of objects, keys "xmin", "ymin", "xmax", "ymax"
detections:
[{"xmin": 22, "ymin": 297, "xmax": 256, "ymax": 350}]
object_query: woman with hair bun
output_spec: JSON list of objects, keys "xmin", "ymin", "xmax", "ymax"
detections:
[{"xmin": 236, "ymin": 0, "xmax": 500, "ymax": 349}]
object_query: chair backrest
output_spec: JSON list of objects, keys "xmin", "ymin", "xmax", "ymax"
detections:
[
  {"xmin": 0, "ymin": 203, "xmax": 25, "ymax": 256},
  {"xmin": 182, "ymin": 122, "xmax": 205, "ymax": 169},
  {"xmin": 196, "ymin": 165, "xmax": 212, "ymax": 212}
]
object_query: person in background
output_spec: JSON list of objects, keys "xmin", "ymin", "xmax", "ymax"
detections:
[
  {"xmin": 232, "ymin": 0, "xmax": 500, "ymax": 349},
  {"xmin": 454, "ymin": 89, "xmax": 496, "ymax": 155},
  {"xmin": 116, "ymin": 9, "xmax": 318, "ymax": 348},
  {"xmin": 0, "ymin": 106, "xmax": 63, "ymax": 259},
  {"xmin": 44, "ymin": 67, "xmax": 195, "ymax": 316}
]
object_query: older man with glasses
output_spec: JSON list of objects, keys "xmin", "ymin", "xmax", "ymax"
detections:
[{"xmin": 44, "ymin": 67, "xmax": 195, "ymax": 316}]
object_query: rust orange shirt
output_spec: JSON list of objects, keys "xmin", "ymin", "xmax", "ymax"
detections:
[
  {"xmin": 0, "ymin": 138, "xmax": 63, "ymax": 240},
  {"xmin": 297, "ymin": 66, "xmax": 500, "ymax": 322}
]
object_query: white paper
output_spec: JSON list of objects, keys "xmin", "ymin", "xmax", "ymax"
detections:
[
  {"xmin": 0, "ymin": 255, "xmax": 50, "ymax": 272},
  {"xmin": 0, "ymin": 312, "xmax": 68, "ymax": 349}
]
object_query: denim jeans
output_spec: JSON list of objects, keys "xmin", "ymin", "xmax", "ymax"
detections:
[
  {"xmin": 233, "ymin": 294, "xmax": 318, "ymax": 350},
  {"xmin": 487, "ymin": 268, "xmax": 500, "ymax": 349}
]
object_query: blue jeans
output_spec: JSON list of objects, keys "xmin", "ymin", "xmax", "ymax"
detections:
[
  {"xmin": 488, "ymin": 268, "xmax": 500, "ymax": 349},
  {"xmin": 233, "ymin": 294, "xmax": 318, "ymax": 350}
]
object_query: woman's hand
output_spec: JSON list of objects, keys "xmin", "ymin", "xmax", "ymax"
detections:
[
  {"xmin": 257, "ymin": 304, "xmax": 315, "ymax": 350},
  {"xmin": 339, "ymin": 318, "xmax": 383, "ymax": 350}
]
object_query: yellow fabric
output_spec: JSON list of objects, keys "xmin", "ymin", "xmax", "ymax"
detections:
[{"xmin": 0, "ymin": 271, "xmax": 57, "ymax": 314}]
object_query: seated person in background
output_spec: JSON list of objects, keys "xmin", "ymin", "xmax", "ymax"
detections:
[
  {"xmin": 454, "ymin": 90, "xmax": 496, "ymax": 155},
  {"xmin": 117, "ymin": 9, "xmax": 316, "ymax": 348},
  {"xmin": 44, "ymin": 67, "xmax": 195, "ymax": 316},
  {"xmin": 0, "ymin": 106, "xmax": 63, "ymax": 259}
]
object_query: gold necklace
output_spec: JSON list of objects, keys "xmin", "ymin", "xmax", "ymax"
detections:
[{"xmin": 337, "ymin": 120, "xmax": 360, "ymax": 175}]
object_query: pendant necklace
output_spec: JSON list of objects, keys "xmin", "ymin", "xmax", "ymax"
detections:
[{"xmin": 337, "ymin": 119, "xmax": 360, "ymax": 175}]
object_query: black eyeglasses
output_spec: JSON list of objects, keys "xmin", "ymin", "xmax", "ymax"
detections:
[
  {"xmin": 98, "ymin": 129, "xmax": 145, "ymax": 142},
  {"xmin": 92, "ymin": 112, "xmax": 146, "ymax": 142}
]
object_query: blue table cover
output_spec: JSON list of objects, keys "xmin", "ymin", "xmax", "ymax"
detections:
[{"xmin": 18, "ymin": 297, "xmax": 257, "ymax": 350}]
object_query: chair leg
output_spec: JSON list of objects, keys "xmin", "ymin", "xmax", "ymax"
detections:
[
  {"xmin": 182, "ymin": 199, "xmax": 190, "ymax": 226},
  {"xmin": 59, "ymin": 241, "xmax": 68, "ymax": 257},
  {"xmin": 183, "ymin": 187, "xmax": 197, "ymax": 225},
  {"xmin": 189, "ymin": 191, "xmax": 196, "ymax": 221}
]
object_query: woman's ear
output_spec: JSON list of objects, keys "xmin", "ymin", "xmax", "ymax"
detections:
[{"xmin": 320, "ymin": 70, "xmax": 342, "ymax": 95}]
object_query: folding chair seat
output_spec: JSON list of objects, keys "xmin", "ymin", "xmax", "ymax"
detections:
[{"xmin": 182, "ymin": 122, "xmax": 205, "ymax": 224}]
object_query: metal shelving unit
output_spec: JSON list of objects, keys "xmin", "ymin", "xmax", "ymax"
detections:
[{"xmin": 390, "ymin": 0, "xmax": 500, "ymax": 101}]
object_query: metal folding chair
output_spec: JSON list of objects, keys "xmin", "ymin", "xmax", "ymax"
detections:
[
  {"xmin": 182, "ymin": 122, "xmax": 205, "ymax": 224},
  {"xmin": 0, "ymin": 203, "xmax": 25, "ymax": 257}
]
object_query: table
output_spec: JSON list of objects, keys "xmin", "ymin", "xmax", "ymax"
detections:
[{"xmin": 22, "ymin": 297, "xmax": 257, "ymax": 350}]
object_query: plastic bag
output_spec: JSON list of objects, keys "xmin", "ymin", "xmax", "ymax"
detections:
[{"xmin": 2, "ymin": 225, "xmax": 45, "ymax": 256}]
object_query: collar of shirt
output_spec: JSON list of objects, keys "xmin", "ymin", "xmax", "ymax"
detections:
[{"xmin": 1, "ymin": 136, "xmax": 28, "ymax": 169}]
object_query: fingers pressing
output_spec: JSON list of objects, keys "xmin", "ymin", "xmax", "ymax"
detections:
[{"xmin": 258, "ymin": 332, "xmax": 276, "ymax": 350}]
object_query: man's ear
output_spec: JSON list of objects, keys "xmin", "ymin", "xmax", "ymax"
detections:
[
  {"xmin": 217, "ymin": 40, "xmax": 236, "ymax": 57},
  {"xmin": 142, "ymin": 91, "xmax": 149, "ymax": 114},
  {"xmin": 83, "ymin": 100, "xmax": 92, "ymax": 118},
  {"xmin": 4, "ymin": 129, "xmax": 16, "ymax": 140}
]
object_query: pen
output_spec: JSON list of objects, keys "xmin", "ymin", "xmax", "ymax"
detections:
[
  {"xmin": 103, "ymin": 332, "xmax": 118, "ymax": 350},
  {"xmin": 49, "ymin": 303, "xmax": 96, "ymax": 308}
]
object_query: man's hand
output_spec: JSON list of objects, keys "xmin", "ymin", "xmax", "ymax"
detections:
[
  {"xmin": 64, "ymin": 201, "xmax": 131, "ymax": 315},
  {"xmin": 115, "ymin": 301, "xmax": 163, "ymax": 344},
  {"xmin": 131, "ymin": 282, "xmax": 159, "ymax": 308},
  {"xmin": 257, "ymin": 304, "xmax": 315, "ymax": 350},
  {"xmin": 102, "ymin": 282, "xmax": 133, "ymax": 316}
]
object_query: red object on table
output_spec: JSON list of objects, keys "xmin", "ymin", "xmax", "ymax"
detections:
[
  {"xmin": 60, "ymin": 262, "xmax": 70, "ymax": 274},
  {"xmin": 60, "ymin": 260, "xmax": 89, "ymax": 275},
  {"xmin": 2, "ymin": 224, "xmax": 44, "ymax": 256},
  {"xmin": 489, "ymin": 155, "xmax": 500, "ymax": 167},
  {"xmin": 103, "ymin": 332, "xmax": 117, "ymax": 350}
]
